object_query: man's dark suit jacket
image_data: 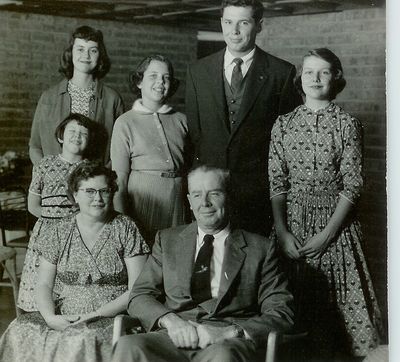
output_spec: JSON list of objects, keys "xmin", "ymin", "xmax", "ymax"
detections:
[
  {"xmin": 128, "ymin": 222, "xmax": 294, "ymax": 348},
  {"xmin": 185, "ymin": 47, "xmax": 300, "ymax": 234}
]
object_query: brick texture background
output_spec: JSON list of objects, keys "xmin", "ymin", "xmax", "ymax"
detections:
[
  {"xmin": 0, "ymin": 7, "xmax": 387, "ymax": 333},
  {"xmin": 257, "ymin": 8, "xmax": 387, "ymax": 333}
]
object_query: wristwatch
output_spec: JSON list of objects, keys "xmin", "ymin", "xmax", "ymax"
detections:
[{"xmin": 233, "ymin": 324, "xmax": 245, "ymax": 338}]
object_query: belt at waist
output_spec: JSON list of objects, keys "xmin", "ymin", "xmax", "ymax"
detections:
[{"xmin": 132, "ymin": 170, "xmax": 182, "ymax": 178}]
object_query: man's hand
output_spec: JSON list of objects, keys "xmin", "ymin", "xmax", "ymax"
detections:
[
  {"xmin": 188, "ymin": 321, "xmax": 237, "ymax": 349},
  {"xmin": 159, "ymin": 313, "xmax": 199, "ymax": 349}
]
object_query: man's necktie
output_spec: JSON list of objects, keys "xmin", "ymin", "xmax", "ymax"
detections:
[
  {"xmin": 231, "ymin": 58, "xmax": 243, "ymax": 94},
  {"xmin": 191, "ymin": 234, "xmax": 214, "ymax": 304}
]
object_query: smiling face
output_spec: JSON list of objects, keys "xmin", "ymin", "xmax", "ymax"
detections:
[
  {"xmin": 73, "ymin": 175, "xmax": 112, "ymax": 220},
  {"xmin": 187, "ymin": 170, "xmax": 229, "ymax": 234},
  {"xmin": 221, "ymin": 6, "xmax": 261, "ymax": 57},
  {"xmin": 72, "ymin": 38, "xmax": 99, "ymax": 75},
  {"xmin": 138, "ymin": 60, "xmax": 171, "ymax": 109},
  {"xmin": 59, "ymin": 120, "xmax": 89, "ymax": 156},
  {"xmin": 301, "ymin": 55, "xmax": 334, "ymax": 102}
]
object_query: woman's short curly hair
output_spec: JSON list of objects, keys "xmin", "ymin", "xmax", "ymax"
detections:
[
  {"xmin": 294, "ymin": 48, "xmax": 347, "ymax": 100},
  {"xmin": 59, "ymin": 25, "xmax": 111, "ymax": 80},
  {"xmin": 129, "ymin": 54, "xmax": 179, "ymax": 99},
  {"xmin": 54, "ymin": 113, "xmax": 100, "ymax": 160},
  {"xmin": 67, "ymin": 161, "xmax": 118, "ymax": 198}
]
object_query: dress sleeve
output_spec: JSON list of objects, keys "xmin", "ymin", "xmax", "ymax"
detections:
[
  {"xmin": 29, "ymin": 93, "xmax": 46, "ymax": 164},
  {"xmin": 339, "ymin": 117, "xmax": 364, "ymax": 204},
  {"xmin": 120, "ymin": 216, "xmax": 151, "ymax": 258},
  {"xmin": 39, "ymin": 222, "xmax": 61, "ymax": 265},
  {"xmin": 110, "ymin": 117, "xmax": 132, "ymax": 173},
  {"xmin": 28, "ymin": 160, "xmax": 45, "ymax": 196},
  {"xmin": 268, "ymin": 117, "xmax": 289, "ymax": 198}
]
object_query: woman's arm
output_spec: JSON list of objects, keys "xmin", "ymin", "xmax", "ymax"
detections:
[
  {"xmin": 113, "ymin": 171, "xmax": 129, "ymax": 215},
  {"xmin": 28, "ymin": 192, "xmax": 42, "ymax": 218},
  {"xmin": 74, "ymin": 254, "xmax": 148, "ymax": 323},
  {"xmin": 271, "ymin": 194, "xmax": 302, "ymax": 260},
  {"xmin": 36, "ymin": 258, "xmax": 78, "ymax": 330}
]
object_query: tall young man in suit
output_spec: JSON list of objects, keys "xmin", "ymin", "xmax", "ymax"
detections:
[
  {"xmin": 112, "ymin": 165, "xmax": 293, "ymax": 362},
  {"xmin": 185, "ymin": 0, "xmax": 300, "ymax": 235}
]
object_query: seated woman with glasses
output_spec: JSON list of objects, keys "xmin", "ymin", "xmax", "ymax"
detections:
[{"xmin": 0, "ymin": 162, "xmax": 150, "ymax": 362}]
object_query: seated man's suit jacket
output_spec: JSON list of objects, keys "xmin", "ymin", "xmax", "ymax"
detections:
[{"xmin": 128, "ymin": 222, "xmax": 294, "ymax": 348}]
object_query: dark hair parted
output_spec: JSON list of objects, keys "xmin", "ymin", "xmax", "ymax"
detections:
[
  {"xmin": 67, "ymin": 161, "xmax": 118, "ymax": 198},
  {"xmin": 59, "ymin": 25, "xmax": 111, "ymax": 80},
  {"xmin": 294, "ymin": 48, "xmax": 347, "ymax": 100},
  {"xmin": 128, "ymin": 54, "xmax": 180, "ymax": 99},
  {"xmin": 55, "ymin": 113, "xmax": 99, "ymax": 160},
  {"xmin": 188, "ymin": 165, "xmax": 231, "ymax": 195},
  {"xmin": 220, "ymin": 0, "xmax": 264, "ymax": 22}
]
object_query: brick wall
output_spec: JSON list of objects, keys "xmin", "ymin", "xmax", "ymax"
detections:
[
  {"xmin": 0, "ymin": 11, "xmax": 197, "ymax": 154},
  {"xmin": 257, "ymin": 8, "xmax": 387, "ymax": 331}
]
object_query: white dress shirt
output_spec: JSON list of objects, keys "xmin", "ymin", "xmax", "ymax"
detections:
[
  {"xmin": 195, "ymin": 225, "xmax": 230, "ymax": 299},
  {"xmin": 223, "ymin": 47, "xmax": 256, "ymax": 85}
]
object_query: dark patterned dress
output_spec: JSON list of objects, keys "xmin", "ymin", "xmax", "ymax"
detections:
[
  {"xmin": 268, "ymin": 103, "xmax": 383, "ymax": 358},
  {"xmin": 0, "ymin": 213, "xmax": 150, "ymax": 362},
  {"xmin": 17, "ymin": 155, "xmax": 82, "ymax": 311}
]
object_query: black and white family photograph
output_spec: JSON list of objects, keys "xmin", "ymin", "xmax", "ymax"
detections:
[{"xmin": 0, "ymin": 0, "xmax": 394, "ymax": 361}]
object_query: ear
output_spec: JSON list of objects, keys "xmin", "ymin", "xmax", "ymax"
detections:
[
  {"xmin": 137, "ymin": 81, "xmax": 142, "ymax": 90},
  {"xmin": 187, "ymin": 194, "xmax": 193, "ymax": 210},
  {"xmin": 58, "ymin": 137, "xmax": 64, "ymax": 144},
  {"xmin": 256, "ymin": 19, "xmax": 263, "ymax": 33}
]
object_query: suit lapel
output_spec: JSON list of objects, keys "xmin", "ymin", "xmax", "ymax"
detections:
[
  {"xmin": 215, "ymin": 230, "xmax": 247, "ymax": 309},
  {"xmin": 204, "ymin": 49, "xmax": 230, "ymax": 134},
  {"xmin": 230, "ymin": 47, "xmax": 270, "ymax": 136},
  {"xmin": 176, "ymin": 222, "xmax": 198, "ymax": 287}
]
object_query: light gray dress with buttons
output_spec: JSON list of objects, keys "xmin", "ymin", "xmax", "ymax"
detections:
[
  {"xmin": 0, "ymin": 213, "xmax": 150, "ymax": 362},
  {"xmin": 111, "ymin": 100, "xmax": 189, "ymax": 244}
]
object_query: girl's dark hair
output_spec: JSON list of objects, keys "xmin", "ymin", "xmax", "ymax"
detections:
[
  {"xmin": 129, "ymin": 54, "xmax": 179, "ymax": 99},
  {"xmin": 55, "ymin": 113, "xmax": 99, "ymax": 160},
  {"xmin": 67, "ymin": 161, "xmax": 118, "ymax": 197},
  {"xmin": 294, "ymin": 48, "xmax": 347, "ymax": 100},
  {"xmin": 59, "ymin": 25, "xmax": 111, "ymax": 80}
]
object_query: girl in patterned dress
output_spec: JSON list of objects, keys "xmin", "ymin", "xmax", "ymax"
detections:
[
  {"xmin": 29, "ymin": 25, "xmax": 124, "ymax": 166},
  {"xmin": 18, "ymin": 113, "xmax": 98, "ymax": 312},
  {"xmin": 268, "ymin": 48, "xmax": 383, "ymax": 360}
]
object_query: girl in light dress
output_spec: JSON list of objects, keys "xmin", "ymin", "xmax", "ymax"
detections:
[
  {"xmin": 18, "ymin": 113, "xmax": 98, "ymax": 312},
  {"xmin": 111, "ymin": 55, "xmax": 189, "ymax": 244},
  {"xmin": 268, "ymin": 48, "xmax": 383, "ymax": 360}
]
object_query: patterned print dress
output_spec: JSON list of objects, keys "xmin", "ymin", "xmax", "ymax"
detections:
[
  {"xmin": 268, "ymin": 103, "xmax": 383, "ymax": 358},
  {"xmin": 0, "ymin": 213, "xmax": 150, "ymax": 362},
  {"xmin": 17, "ymin": 155, "xmax": 82, "ymax": 311}
]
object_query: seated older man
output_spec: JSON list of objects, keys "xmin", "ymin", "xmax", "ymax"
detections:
[{"xmin": 112, "ymin": 165, "xmax": 294, "ymax": 362}]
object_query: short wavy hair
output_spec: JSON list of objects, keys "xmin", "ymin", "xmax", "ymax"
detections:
[
  {"xmin": 54, "ymin": 113, "xmax": 100, "ymax": 160},
  {"xmin": 220, "ymin": 0, "xmax": 264, "ymax": 22},
  {"xmin": 67, "ymin": 161, "xmax": 118, "ymax": 198},
  {"xmin": 59, "ymin": 25, "xmax": 111, "ymax": 80},
  {"xmin": 188, "ymin": 165, "xmax": 231, "ymax": 195},
  {"xmin": 294, "ymin": 48, "xmax": 347, "ymax": 100},
  {"xmin": 129, "ymin": 54, "xmax": 179, "ymax": 99}
]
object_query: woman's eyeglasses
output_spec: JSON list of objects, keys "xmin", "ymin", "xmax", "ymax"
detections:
[{"xmin": 78, "ymin": 188, "xmax": 112, "ymax": 199}]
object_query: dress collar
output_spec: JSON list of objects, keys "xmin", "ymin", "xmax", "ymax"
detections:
[{"xmin": 132, "ymin": 99, "xmax": 172, "ymax": 114}]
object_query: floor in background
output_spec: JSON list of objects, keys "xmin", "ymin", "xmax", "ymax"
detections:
[{"xmin": 0, "ymin": 287, "xmax": 16, "ymax": 336}]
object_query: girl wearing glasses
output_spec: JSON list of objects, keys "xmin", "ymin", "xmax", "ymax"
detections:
[
  {"xmin": 0, "ymin": 162, "xmax": 149, "ymax": 362},
  {"xmin": 111, "ymin": 55, "xmax": 189, "ymax": 244},
  {"xmin": 268, "ymin": 48, "xmax": 383, "ymax": 360},
  {"xmin": 18, "ymin": 113, "xmax": 98, "ymax": 313}
]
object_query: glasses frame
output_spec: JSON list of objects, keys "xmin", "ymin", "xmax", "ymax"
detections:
[{"xmin": 78, "ymin": 187, "xmax": 112, "ymax": 199}]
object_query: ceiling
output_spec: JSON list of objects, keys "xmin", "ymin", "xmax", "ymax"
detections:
[{"xmin": 0, "ymin": 0, "xmax": 385, "ymax": 31}]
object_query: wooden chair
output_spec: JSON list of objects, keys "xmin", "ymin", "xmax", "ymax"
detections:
[
  {"xmin": 0, "ymin": 186, "xmax": 34, "ymax": 248},
  {"xmin": 0, "ymin": 245, "xmax": 20, "ymax": 316},
  {"xmin": 112, "ymin": 314, "xmax": 308, "ymax": 362}
]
